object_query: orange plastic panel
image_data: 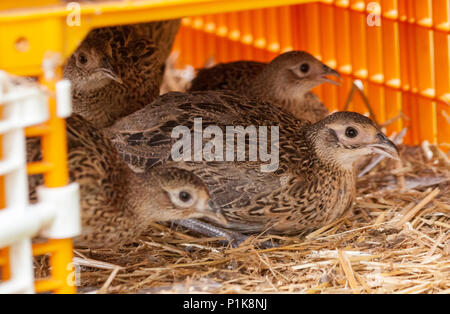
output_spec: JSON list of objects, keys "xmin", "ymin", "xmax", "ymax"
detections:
[
  {"xmin": 0, "ymin": 108, "xmax": 10, "ymax": 282},
  {"xmin": 30, "ymin": 71, "xmax": 74, "ymax": 294},
  {"xmin": 33, "ymin": 239, "xmax": 75, "ymax": 293}
]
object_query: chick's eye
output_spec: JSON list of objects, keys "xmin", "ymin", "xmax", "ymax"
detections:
[
  {"xmin": 78, "ymin": 53, "xmax": 88, "ymax": 65},
  {"xmin": 179, "ymin": 191, "xmax": 192, "ymax": 202},
  {"xmin": 300, "ymin": 63, "xmax": 310, "ymax": 74},
  {"xmin": 345, "ymin": 127, "xmax": 358, "ymax": 138}
]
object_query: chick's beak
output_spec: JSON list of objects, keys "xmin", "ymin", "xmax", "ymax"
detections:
[
  {"xmin": 368, "ymin": 133, "xmax": 400, "ymax": 160},
  {"xmin": 95, "ymin": 59, "xmax": 123, "ymax": 84},
  {"xmin": 95, "ymin": 68, "xmax": 123, "ymax": 84},
  {"xmin": 318, "ymin": 65, "xmax": 341, "ymax": 86},
  {"xmin": 203, "ymin": 199, "xmax": 228, "ymax": 225}
]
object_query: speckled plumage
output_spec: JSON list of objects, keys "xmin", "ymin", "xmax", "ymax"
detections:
[
  {"xmin": 106, "ymin": 91, "xmax": 398, "ymax": 235},
  {"xmin": 189, "ymin": 51, "xmax": 340, "ymax": 123},
  {"xmin": 64, "ymin": 20, "xmax": 180, "ymax": 128},
  {"xmin": 27, "ymin": 114, "xmax": 224, "ymax": 249}
]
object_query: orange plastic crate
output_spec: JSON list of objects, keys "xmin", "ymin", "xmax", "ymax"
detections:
[
  {"xmin": 173, "ymin": 0, "xmax": 450, "ymax": 150},
  {"xmin": 0, "ymin": 0, "xmax": 448, "ymax": 294}
]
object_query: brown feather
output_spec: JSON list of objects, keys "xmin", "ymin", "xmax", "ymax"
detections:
[{"xmin": 107, "ymin": 91, "xmax": 396, "ymax": 235}]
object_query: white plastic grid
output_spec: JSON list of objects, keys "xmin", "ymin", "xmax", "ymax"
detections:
[{"xmin": 0, "ymin": 72, "xmax": 80, "ymax": 293}]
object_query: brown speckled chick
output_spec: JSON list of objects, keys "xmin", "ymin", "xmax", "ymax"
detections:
[
  {"xmin": 106, "ymin": 91, "xmax": 398, "ymax": 241},
  {"xmin": 27, "ymin": 114, "xmax": 225, "ymax": 249},
  {"xmin": 64, "ymin": 20, "xmax": 180, "ymax": 128},
  {"xmin": 189, "ymin": 51, "xmax": 341, "ymax": 123}
]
